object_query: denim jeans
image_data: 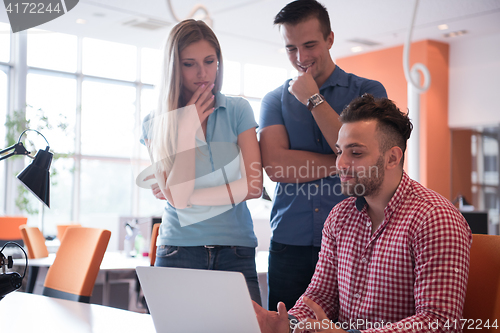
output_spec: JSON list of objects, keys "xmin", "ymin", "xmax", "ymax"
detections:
[
  {"xmin": 155, "ymin": 245, "xmax": 262, "ymax": 305},
  {"xmin": 267, "ymin": 240, "xmax": 320, "ymax": 311}
]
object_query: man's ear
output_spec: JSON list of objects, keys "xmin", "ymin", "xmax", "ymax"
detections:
[
  {"xmin": 386, "ymin": 146, "xmax": 403, "ymax": 170},
  {"xmin": 327, "ymin": 31, "xmax": 334, "ymax": 49}
]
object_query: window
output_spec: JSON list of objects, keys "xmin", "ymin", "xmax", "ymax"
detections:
[
  {"xmin": 25, "ymin": 72, "xmax": 77, "ymax": 231},
  {"xmin": 80, "ymin": 159, "xmax": 133, "ymax": 227},
  {"xmin": 140, "ymin": 87, "xmax": 157, "ymax": 159},
  {"xmin": 0, "ymin": 23, "xmax": 10, "ymax": 63},
  {"xmin": 243, "ymin": 64, "xmax": 287, "ymax": 98},
  {"xmin": 83, "ymin": 38, "xmax": 137, "ymax": 81},
  {"xmin": 26, "ymin": 72, "xmax": 76, "ymax": 154},
  {"xmin": 222, "ymin": 60, "xmax": 241, "ymax": 96},
  {"xmin": 81, "ymin": 80, "xmax": 136, "ymax": 158},
  {"xmin": 141, "ymin": 48, "xmax": 161, "ymax": 85},
  {"xmin": 0, "ymin": 67, "xmax": 8, "ymax": 214},
  {"xmin": 27, "ymin": 30, "xmax": 77, "ymax": 72},
  {"xmin": 0, "ymin": 67, "xmax": 8, "ymax": 147}
]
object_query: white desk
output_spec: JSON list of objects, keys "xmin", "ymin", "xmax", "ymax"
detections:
[
  {"xmin": 14, "ymin": 251, "xmax": 150, "ymax": 309},
  {"xmin": 0, "ymin": 292, "xmax": 155, "ymax": 332},
  {"xmin": 15, "ymin": 250, "xmax": 270, "ymax": 310},
  {"xmin": 15, "ymin": 251, "xmax": 150, "ymax": 269}
]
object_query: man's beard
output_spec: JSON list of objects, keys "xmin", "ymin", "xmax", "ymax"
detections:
[{"xmin": 340, "ymin": 155, "xmax": 385, "ymax": 197}]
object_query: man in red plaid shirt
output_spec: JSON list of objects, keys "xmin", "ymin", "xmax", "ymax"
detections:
[{"xmin": 254, "ymin": 94, "xmax": 472, "ymax": 333}]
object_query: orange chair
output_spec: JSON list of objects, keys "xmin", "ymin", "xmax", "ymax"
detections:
[
  {"xmin": 56, "ymin": 223, "xmax": 81, "ymax": 242},
  {"xmin": 19, "ymin": 225, "xmax": 49, "ymax": 293},
  {"xmin": 19, "ymin": 225, "xmax": 49, "ymax": 259},
  {"xmin": 149, "ymin": 223, "xmax": 160, "ymax": 266},
  {"xmin": 0, "ymin": 216, "xmax": 28, "ymax": 246},
  {"xmin": 43, "ymin": 227, "xmax": 111, "ymax": 303},
  {"xmin": 462, "ymin": 234, "xmax": 500, "ymax": 332}
]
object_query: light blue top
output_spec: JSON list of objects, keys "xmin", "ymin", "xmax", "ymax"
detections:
[{"xmin": 142, "ymin": 92, "xmax": 259, "ymax": 247}]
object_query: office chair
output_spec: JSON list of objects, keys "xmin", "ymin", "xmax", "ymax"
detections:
[
  {"xmin": 19, "ymin": 225, "xmax": 50, "ymax": 293},
  {"xmin": 56, "ymin": 223, "xmax": 81, "ymax": 242},
  {"xmin": 462, "ymin": 234, "xmax": 500, "ymax": 332},
  {"xmin": 19, "ymin": 225, "xmax": 49, "ymax": 259},
  {"xmin": 149, "ymin": 223, "xmax": 160, "ymax": 266},
  {"xmin": 43, "ymin": 227, "xmax": 111, "ymax": 303},
  {"xmin": 0, "ymin": 216, "xmax": 28, "ymax": 247}
]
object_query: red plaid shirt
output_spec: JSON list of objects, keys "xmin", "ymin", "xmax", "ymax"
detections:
[{"xmin": 289, "ymin": 172, "xmax": 472, "ymax": 332}]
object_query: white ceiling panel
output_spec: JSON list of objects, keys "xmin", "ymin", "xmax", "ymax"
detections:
[{"xmin": 0, "ymin": 0, "xmax": 499, "ymax": 69}]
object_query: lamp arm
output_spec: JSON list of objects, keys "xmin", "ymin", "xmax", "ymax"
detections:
[
  {"xmin": 0, "ymin": 142, "xmax": 31, "ymax": 161},
  {"xmin": 0, "ymin": 129, "xmax": 50, "ymax": 161},
  {"xmin": 0, "ymin": 144, "xmax": 15, "ymax": 155}
]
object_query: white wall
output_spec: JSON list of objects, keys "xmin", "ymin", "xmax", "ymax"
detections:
[{"xmin": 449, "ymin": 32, "xmax": 500, "ymax": 128}]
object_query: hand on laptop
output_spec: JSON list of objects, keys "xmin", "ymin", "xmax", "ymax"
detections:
[
  {"xmin": 292, "ymin": 296, "xmax": 346, "ymax": 333},
  {"xmin": 252, "ymin": 300, "xmax": 290, "ymax": 333}
]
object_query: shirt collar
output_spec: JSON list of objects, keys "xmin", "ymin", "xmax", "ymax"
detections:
[
  {"xmin": 214, "ymin": 91, "xmax": 226, "ymax": 110},
  {"xmin": 384, "ymin": 171, "xmax": 410, "ymax": 217},
  {"xmin": 355, "ymin": 196, "xmax": 367, "ymax": 211},
  {"xmin": 320, "ymin": 65, "xmax": 350, "ymax": 90},
  {"xmin": 354, "ymin": 171, "xmax": 410, "ymax": 213}
]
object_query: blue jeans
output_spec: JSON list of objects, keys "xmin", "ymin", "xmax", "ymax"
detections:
[
  {"xmin": 155, "ymin": 245, "xmax": 262, "ymax": 305},
  {"xmin": 268, "ymin": 241, "xmax": 320, "ymax": 311}
]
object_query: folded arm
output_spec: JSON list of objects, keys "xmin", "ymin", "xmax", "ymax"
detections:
[
  {"xmin": 188, "ymin": 127, "xmax": 262, "ymax": 206},
  {"xmin": 259, "ymin": 124, "xmax": 337, "ymax": 183}
]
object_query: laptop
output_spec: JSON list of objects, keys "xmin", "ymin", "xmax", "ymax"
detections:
[{"xmin": 136, "ymin": 266, "xmax": 262, "ymax": 333}]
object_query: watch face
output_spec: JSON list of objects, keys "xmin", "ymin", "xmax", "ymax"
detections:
[
  {"xmin": 307, "ymin": 94, "xmax": 324, "ymax": 111},
  {"xmin": 311, "ymin": 94, "xmax": 322, "ymax": 105}
]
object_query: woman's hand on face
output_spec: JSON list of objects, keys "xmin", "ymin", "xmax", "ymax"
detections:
[{"xmin": 187, "ymin": 83, "xmax": 215, "ymax": 124}]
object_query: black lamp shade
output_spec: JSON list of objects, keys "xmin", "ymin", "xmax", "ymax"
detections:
[{"xmin": 16, "ymin": 147, "xmax": 52, "ymax": 208}]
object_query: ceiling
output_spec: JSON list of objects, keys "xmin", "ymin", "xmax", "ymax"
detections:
[{"xmin": 1, "ymin": 0, "xmax": 500, "ymax": 70}]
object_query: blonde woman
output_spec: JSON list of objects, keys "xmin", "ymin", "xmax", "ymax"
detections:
[{"xmin": 141, "ymin": 19, "xmax": 263, "ymax": 304}]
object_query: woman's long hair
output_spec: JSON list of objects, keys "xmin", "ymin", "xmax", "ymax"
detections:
[{"xmin": 149, "ymin": 19, "xmax": 223, "ymax": 175}]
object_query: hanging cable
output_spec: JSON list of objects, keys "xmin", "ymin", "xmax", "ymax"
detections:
[
  {"xmin": 403, "ymin": 0, "xmax": 431, "ymax": 93},
  {"xmin": 166, "ymin": 0, "xmax": 212, "ymax": 26}
]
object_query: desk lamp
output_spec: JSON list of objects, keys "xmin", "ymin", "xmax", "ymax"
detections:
[
  {"xmin": 0, "ymin": 242, "xmax": 27, "ymax": 300},
  {"xmin": 0, "ymin": 129, "xmax": 52, "ymax": 298},
  {"xmin": 0, "ymin": 129, "xmax": 53, "ymax": 207}
]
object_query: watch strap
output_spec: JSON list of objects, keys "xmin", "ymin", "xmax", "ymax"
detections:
[{"xmin": 307, "ymin": 93, "xmax": 325, "ymax": 111}]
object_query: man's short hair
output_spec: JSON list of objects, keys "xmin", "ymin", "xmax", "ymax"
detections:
[
  {"xmin": 274, "ymin": 0, "xmax": 331, "ymax": 40},
  {"xmin": 340, "ymin": 94, "xmax": 413, "ymax": 163}
]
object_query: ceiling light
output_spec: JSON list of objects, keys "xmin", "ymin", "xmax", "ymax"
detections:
[
  {"xmin": 346, "ymin": 38, "xmax": 380, "ymax": 46},
  {"xmin": 351, "ymin": 46, "xmax": 363, "ymax": 53},
  {"xmin": 444, "ymin": 30, "xmax": 468, "ymax": 38},
  {"xmin": 122, "ymin": 18, "xmax": 170, "ymax": 31},
  {"xmin": 438, "ymin": 24, "xmax": 449, "ymax": 31},
  {"xmin": 76, "ymin": 19, "xmax": 86, "ymax": 24}
]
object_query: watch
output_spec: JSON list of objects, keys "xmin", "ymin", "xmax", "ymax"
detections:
[{"xmin": 307, "ymin": 93, "xmax": 325, "ymax": 111}]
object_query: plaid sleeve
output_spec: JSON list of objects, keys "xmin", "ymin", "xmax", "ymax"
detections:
[
  {"xmin": 364, "ymin": 205, "xmax": 472, "ymax": 333},
  {"xmin": 288, "ymin": 207, "xmax": 340, "ymax": 322}
]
